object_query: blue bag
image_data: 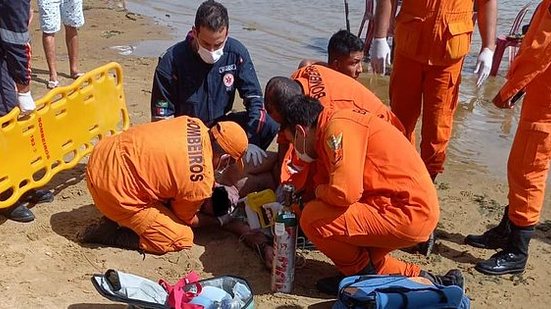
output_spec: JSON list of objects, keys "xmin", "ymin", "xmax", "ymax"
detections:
[{"xmin": 333, "ymin": 275, "xmax": 470, "ymax": 309}]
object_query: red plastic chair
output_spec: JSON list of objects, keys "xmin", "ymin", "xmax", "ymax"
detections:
[{"xmin": 490, "ymin": 1, "xmax": 535, "ymax": 76}]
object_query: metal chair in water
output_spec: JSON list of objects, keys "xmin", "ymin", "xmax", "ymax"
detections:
[{"xmin": 490, "ymin": 1, "xmax": 535, "ymax": 76}]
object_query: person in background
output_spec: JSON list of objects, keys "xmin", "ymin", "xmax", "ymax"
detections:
[
  {"xmin": 80, "ymin": 117, "xmax": 249, "ymax": 254},
  {"xmin": 151, "ymin": 0, "xmax": 278, "ymax": 169},
  {"xmin": 37, "ymin": 0, "xmax": 85, "ymax": 89},
  {"xmin": 298, "ymin": 29, "xmax": 365, "ymax": 79},
  {"xmin": 0, "ymin": 0, "xmax": 54, "ymax": 223},
  {"xmin": 278, "ymin": 94, "xmax": 463, "ymax": 295},
  {"xmin": 465, "ymin": 0, "xmax": 551, "ymax": 276},
  {"xmin": 371, "ymin": 0, "xmax": 497, "ymax": 182}
]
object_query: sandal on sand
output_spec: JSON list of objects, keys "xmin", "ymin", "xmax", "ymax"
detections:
[
  {"xmin": 71, "ymin": 72, "xmax": 84, "ymax": 79},
  {"xmin": 47, "ymin": 80, "xmax": 60, "ymax": 89}
]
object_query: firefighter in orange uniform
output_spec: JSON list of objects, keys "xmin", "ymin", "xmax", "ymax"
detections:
[
  {"xmin": 278, "ymin": 94, "xmax": 464, "ymax": 295},
  {"xmin": 371, "ymin": 0, "xmax": 497, "ymax": 181},
  {"xmin": 265, "ymin": 64, "xmax": 404, "ymax": 196},
  {"xmin": 81, "ymin": 117, "xmax": 248, "ymax": 255},
  {"xmin": 466, "ymin": 0, "xmax": 551, "ymax": 275}
]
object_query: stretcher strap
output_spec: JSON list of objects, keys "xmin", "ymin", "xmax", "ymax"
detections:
[{"xmin": 0, "ymin": 62, "xmax": 129, "ymax": 208}]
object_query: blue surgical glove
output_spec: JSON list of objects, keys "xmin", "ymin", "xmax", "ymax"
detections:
[{"xmin": 245, "ymin": 143, "xmax": 267, "ymax": 167}]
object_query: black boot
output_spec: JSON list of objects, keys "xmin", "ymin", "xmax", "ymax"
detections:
[
  {"xmin": 475, "ymin": 224, "xmax": 534, "ymax": 275},
  {"xmin": 23, "ymin": 189, "xmax": 54, "ymax": 204},
  {"xmin": 316, "ymin": 262, "xmax": 376, "ymax": 295},
  {"xmin": 420, "ymin": 269, "xmax": 465, "ymax": 291},
  {"xmin": 403, "ymin": 232, "xmax": 435, "ymax": 257},
  {"xmin": 465, "ymin": 206, "xmax": 510, "ymax": 249},
  {"xmin": 417, "ymin": 232, "xmax": 435, "ymax": 257},
  {"xmin": 1, "ymin": 202, "xmax": 35, "ymax": 222},
  {"xmin": 80, "ymin": 217, "xmax": 140, "ymax": 251}
]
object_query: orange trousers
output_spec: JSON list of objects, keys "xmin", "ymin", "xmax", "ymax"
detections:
[
  {"xmin": 390, "ymin": 53, "xmax": 464, "ymax": 176},
  {"xmin": 87, "ymin": 178, "xmax": 194, "ymax": 254},
  {"xmin": 507, "ymin": 71, "xmax": 551, "ymax": 227},
  {"xmin": 86, "ymin": 138, "xmax": 194, "ymax": 255},
  {"xmin": 300, "ymin": 199, "xmax": 430, "ymax": 276}
]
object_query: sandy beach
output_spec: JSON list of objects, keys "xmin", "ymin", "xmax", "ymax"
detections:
[{"xmin": 1, "ymin": 1, "xmax": 550, "ymax": 308}]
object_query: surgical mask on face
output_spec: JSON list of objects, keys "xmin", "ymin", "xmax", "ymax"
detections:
[
  {"xmin": 215, "ymin": 154, "xmax": 232, "ymax": 180},
  {"xmin": 293, "ymin": 130, "xmax": 316, "ymax": 163},
  {"xmin": 197, "ymin": 41, "xmax": 224, "ymax": 64}
]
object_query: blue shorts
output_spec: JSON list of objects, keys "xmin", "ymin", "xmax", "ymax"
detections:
[{"xmin": 38, "ymin": 0, "xmax": 85, "ymax": 34}]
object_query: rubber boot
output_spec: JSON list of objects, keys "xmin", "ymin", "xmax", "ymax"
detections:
[
  {"xmin": 419, "ymin": 269, "xmax": 465, "ymax": 291},
  {"xmin": 475, "ymin": 224, "xmax": 534, "ymax": 275},
  {"xmin": 23, "ymin": 189, "xmax": 54, "ymax": 204},
  {"xmin": 1, "ymin": 202, "xmax": 35, "ymax": 222},
  {"xmin": 417, "ymin": 232, "xmax": 435, "ymax": 257},
  {"xmin": 316, "ymin": 262, "xmax": 376, "ymax": 295},
  {"xmin": 403, "ymin": 232, "xmax": 435, "ymax": 257},
  {"xmin": 80, "ymin": 217, "xmax": 140, "ymax": 251},
  {"xmin": 465, "ymin": 206, "xmax": 510, "ymax": 249}
]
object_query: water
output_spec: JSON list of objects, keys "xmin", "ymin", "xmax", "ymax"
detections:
[{"xmin": 126, "ymin": 0, "xmax": 535, "ymax": 182}]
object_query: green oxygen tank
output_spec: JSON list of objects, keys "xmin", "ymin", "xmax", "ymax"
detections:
[{"xmin": 271, "ymin": 184, "xmax": 298, "ymax": 293}]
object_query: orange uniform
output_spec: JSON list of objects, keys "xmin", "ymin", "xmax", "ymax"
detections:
[
  {"xmin": 494, "ymin": 0, "xmax": 551, "ymax": 227},
  {"xmin": 300, "ymin": 109, "xmax": 439, "ymax": 276},
  {"xmin": 280, "ymin": 65, "xmax": 405, "ymax": 191},
  {"xmin": 390, "ymin": 0, "xmax": 475, "ymax": 177},
  {"xmin": 86, "ymin": 116, "xmax": 214, "ymax": 254}
]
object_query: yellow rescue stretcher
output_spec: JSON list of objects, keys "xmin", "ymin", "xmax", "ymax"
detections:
[{"xmin": 0, "ymin": 62, "xmax": 129, "ymax": 209}]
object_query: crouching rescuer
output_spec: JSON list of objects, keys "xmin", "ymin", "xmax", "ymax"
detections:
[
  {"xmin": 80, "ymin": 116, "xmax": 248, "ymax": 254},
  {"xmin": 277, "ymin": 95, "xmax": 465, "ymax": 295}
]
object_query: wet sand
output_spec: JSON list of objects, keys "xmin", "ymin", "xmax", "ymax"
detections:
[{"xmin": 1, "ymin": 1, "xmax": 550, "ymax": 308}]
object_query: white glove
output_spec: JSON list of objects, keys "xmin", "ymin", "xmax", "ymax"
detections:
[
  {"xmin": 217, "ymin": 213, "xmax": 232, "ymax": 226},
  {"xmin": 245, "ymin": 143, "xmax": 267, "ymax": 167},
  {"xmin": 370, "ymin": 38, "xmax": 391, "ymax": 75},
  {"xmin": 17, "ymin": 91, "xmax": 36, "ymax": 115},
  {"xmin": 474, "ymin": 47, "xmax": 494, "ymax": 87}
]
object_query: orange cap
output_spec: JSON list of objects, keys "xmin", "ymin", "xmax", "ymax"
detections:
[{"xmin": 210, "ymin": 121, "xmax": 248, "ymax": 160}]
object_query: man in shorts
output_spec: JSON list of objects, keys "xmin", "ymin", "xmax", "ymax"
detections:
[{"xmin": 37, "ymin": 0, "xmax": 85, "ymax": 89}]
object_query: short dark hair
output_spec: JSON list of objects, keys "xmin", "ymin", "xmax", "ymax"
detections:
[
  {"xmin": 195, "ymin": 0, "xmax": 229, "ymax": 32},
  {"xmin": 265, "ymin": 76, "xmax": 303, "ymax": 115},
  {"xmin": 280, "ymin": 95, "xmax": 324, "ymax": 134},
  {"xmin": 211, "ymin": 186, "xmax": 231, "ymax": 216},
  {"xmin": 327, "ymin": 30, "xmax": 364, "ymax": 63}
]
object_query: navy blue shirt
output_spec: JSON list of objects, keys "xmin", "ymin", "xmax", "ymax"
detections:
[
  {"xmin": 1, "ymin": 0, "xmax": 31, "ymax": 115},
  {"xmin": 151, "ymin": 35, "xmax": 269, "ymax": 144}
]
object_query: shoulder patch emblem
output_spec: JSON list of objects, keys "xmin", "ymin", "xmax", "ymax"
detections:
[{"xmin": 327, "ymin": 132, "xmax": 343, "ymax": 165}]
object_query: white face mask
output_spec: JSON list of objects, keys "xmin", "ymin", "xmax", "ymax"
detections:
[
  {"xmin": 197, "ymin": 41, "xmax": 224, "ymax": 64},
  {"xmin": 294, "ymin": 130, "xmax": 316, "ymax": 163},
  {"xmin": 215, "ymin": 154, "xmax": 232, "ymax": 180}
]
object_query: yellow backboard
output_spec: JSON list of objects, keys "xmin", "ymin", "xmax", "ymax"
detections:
[{"xmin": 0, "ymin": 62, "xmax": 129, "ymax": 209}]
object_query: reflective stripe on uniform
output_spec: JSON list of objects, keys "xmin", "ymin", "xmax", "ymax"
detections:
[{"xmin": 0, "ymin": 27, "xmax": 30, "ymax": 45}]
